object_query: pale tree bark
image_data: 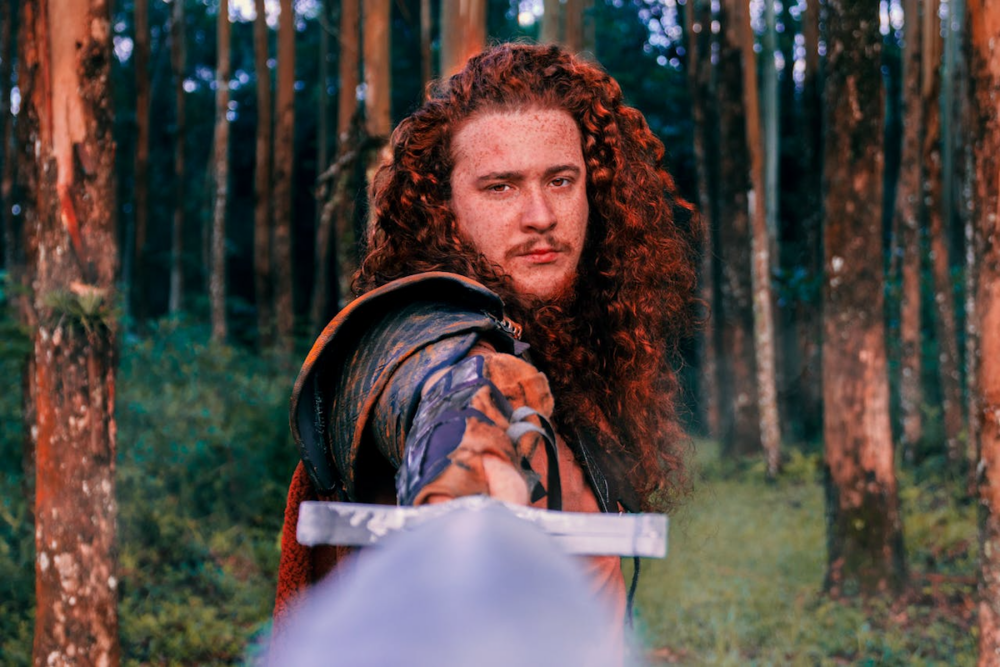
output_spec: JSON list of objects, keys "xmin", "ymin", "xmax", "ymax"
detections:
[
  {"xmin": 796, "ymin": 0, "xmax": 824, "ymax": 443},
  {"xmin": 211, "ymin": 0, "xmax": 231, "ymax": 343},
  {"xmin": 541, "ymin": 0, "xmax": 561, "ymax": 45},
  {"xmin": 440, "ymin": 0, "xmax": 486, "ymax": 78},
  {"xmin": 334, "ymin": 0, "xmax": 360, "ymax": 308},
  {"xmin": 253, "ymin": 0, "xmax": 273, "ymax": 346},
  {"xmin": 20, "ymin": 0, "xmax": 120, "ymax": 663},
  {"xmin": 685, "ymin": 0, "xmax": 720, "ymax": 438},
  {"xmin": 762, "ymin": 0, "xmax": 778, "ymax": 247},
  {"xmin": 716, "ymin": 0, "xmax": 761, "ymax": 457},
  {"xmin": 739, "ymin": 0, "xmax": 781, "ymax": 477},
  {"xmin": 169, "ymin": 0, "xmax": 186, "ymax": 315},
  {"xmin": 896, "ymin": 0, "xmax": 924, "ymax": 461},
  {"xmin": 969, "ymin": 1, "xmax": 1000, "ymax": 661},
  {"xmin": 132, "ymin": 0, "xmax": 150, "ymax": 321},
  {"xmin": 273, "ymin": 0, "xmax": 296, "ymax": 352},
  {"xmin": 1, "ymin": 0, "xmax": 15, "ymax": 272},
  {"xmin": 922, "ymin": 0, "xmax": 965, "ymax": 466},
  {"xmin": 821, "ymin": 0, "xmax": 905, "ymax": 596}
]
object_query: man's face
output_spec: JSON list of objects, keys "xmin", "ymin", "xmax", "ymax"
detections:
[{"xmin": 449, "ymin": 108, "xmax": 589, "ymax": 301}]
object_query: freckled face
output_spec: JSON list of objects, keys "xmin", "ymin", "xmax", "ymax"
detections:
[{"xmin": 449, "ymin": 109, "xmax": 589, "ymax": 301}]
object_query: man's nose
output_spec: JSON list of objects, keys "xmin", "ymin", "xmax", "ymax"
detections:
[{"xmin": 520, "ymin": 187, "xmax": 557, "ymax": 233}]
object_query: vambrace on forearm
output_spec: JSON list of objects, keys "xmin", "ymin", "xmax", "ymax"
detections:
[{"xmin": 394, "ymin": 353, "xmax": 561, "ymax": 508}]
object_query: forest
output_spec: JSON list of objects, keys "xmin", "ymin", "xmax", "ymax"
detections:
[{"xmin": 0, "ymin": 0, "xmax": 998, "ymax": 664}]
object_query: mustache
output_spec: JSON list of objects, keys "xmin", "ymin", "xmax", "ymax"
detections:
[{"xmin": 505, "ymin": 237, "xmax": 570, "ymax": 261}]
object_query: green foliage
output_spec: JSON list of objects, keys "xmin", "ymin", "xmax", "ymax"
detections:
[{"xmin": 632, "ymin": 441, "xmax": 976, "ymax": 665}]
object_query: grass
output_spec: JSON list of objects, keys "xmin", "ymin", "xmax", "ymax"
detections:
[{"xmin": 631, "ymin": 442, "xmax": 978, "ymax": 666}]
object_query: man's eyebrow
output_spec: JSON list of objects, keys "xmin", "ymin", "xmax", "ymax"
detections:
[{"xmin": 474, "ymin": 165, "xmax": 582, "ymax": 183}]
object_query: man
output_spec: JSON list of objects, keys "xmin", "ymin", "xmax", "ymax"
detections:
[{"xmin": 275, "ymin": 43, "xmax": 700, "ymax": 636}]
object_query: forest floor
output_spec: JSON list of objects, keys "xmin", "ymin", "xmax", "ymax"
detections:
[
  {"xmin": 634, "ymin": 441, "xmax": 977, "ymax": 666},
  {"xmin": 0, "ymin": 320, "xmax": 979, "ymax": 665}
]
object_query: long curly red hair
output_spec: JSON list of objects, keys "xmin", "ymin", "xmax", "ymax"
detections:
[{"xmin": 357, "ymin": 43, "xmax": 701, "ymax": 510}]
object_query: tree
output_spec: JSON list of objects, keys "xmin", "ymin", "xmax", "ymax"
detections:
[
  {"xmin": 684, "ymin": 0, "xmax": 720, "ymax": 438},
  {"xmin": 921, "ymin": 0, "xmax": 965, "ymax": 466},
  {"xmin": 968, "ymin": 0, "xmax": 1000, "ymax": 659},
  {"xmin": 309, "ymin": 0, "xmax": 334, "ymax": 333},
  {"xmin": 273, "ymin": 0, "xmax": 296, "ymax": 352},
  {"xmin": 363, "ymin": 0, "xmax": 391, "ymax": 139},
  {"xmin": 168, "ymin": 0, "xmax": 187, "ymax": 315},
  {"xmin": 541, "ymin": 0, "xmax": 561, "ymax": 45},
  {"xmin": 0, "ymin": 0, "xmax": 16, "ymax": 272},
  {"xmin": 895, "ymin": 0, "xmax": 924, "ymax": 461},
  {"xmin": 132, "ymin": 0, "xmax": 150, "ymax": 321},
  {"xmin": 739, "ymin": 0, "xmax": 781, "ymax": 477},
  {"xmin": 334, "ymin": 0, "xmax": 360, "ymax": 308},
  {"xmin": 19, "ymin": 0, "xmax": 120, "ymax": 662},
  {"xmin": 821, "ymin": 0, "xmax": 905, "ymax": 595},
  {"xmin": 210, "ymin": 0, "xmax": 231, "ymax": 342},
  {"xmin": 440, "ymin": 0, "xmax": 486, "ymax": 77},
  {"xmin": 715, "ymin": 0, "xmax": 761, "ymax": 457},
  {"xmin": 253, "ymin": 0, "xmax": 274, "ymax": 345}
]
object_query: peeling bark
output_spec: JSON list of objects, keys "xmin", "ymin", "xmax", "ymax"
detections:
[
  {"xmin": 210, "ymin": 0, "xmax": 231, "ymax": 343},
  {"xmin": 20, "ymin": 0, "xmax": 121, "ymax": 663},
  {"xmin": 821, "ymin": 0, "xmax": 906, "ymax": 596},
  {"xmin": 440, "ymin": 0, "xmax": 486, "ymax": 78},
  {"xmin": 739, "ymin": 0, "xmax": 781, "ymax": 477},
  {"xmin": 715, "ymin": 0, "xmax": 761, "ymax": 457},
  {"xmin": 253, "ymin": 0, "xmax": 273, "ymax": 346},
  {"xmin": 968, "ymin": 1, "xmax": 1000, "ymax": 661},
  {"xmin": 273, "ymin": 0, "xmax": 296, "ymax": 353}
]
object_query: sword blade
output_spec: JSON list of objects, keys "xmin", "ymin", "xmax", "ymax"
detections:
[{"xmin": 296, "ymin": 496, "xmax": 668, "ymax": 558}]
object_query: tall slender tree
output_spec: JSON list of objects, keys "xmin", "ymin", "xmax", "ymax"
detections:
[
  {"xmin": 168, "ymin": 0, "xmax": 187, "ymax": 315},
  {"xmin": 685, "ymin": 0, "xmax": 720, "ymax": 438},
  {"xmin": 253, "ymin": 0, "xmax": 273, "ymax": 345},
  {"xmin": 440, "ymin": 0, "xmax": 486, "ymax": 78},
  {"xmin": 310, "ymin": 0, "xmax": 335, "ymax": 331},
  {"xmin": 739, "ymin": 0, "xmax": 781, "ymax": 477},
  {"xmin": 363, "ymin": 0, "xmax": 391, "ymax": 140},
  {"xmin": 334, "ymin": 0, "xmax": 360, "ymax": 308},
  {"xmin": 715, "ymin": 0, "xmax": 761, "ymax": 457},
  {"xmin": 20, "ymin": 0, "xmax": 120, "ymax": 662},
  {"xmin": 273, "ymin": 0, "xmax": 296, "ymax": 352},
  {"xmin": 541, "ymin": 0, "xmax": 561, "ymax": 45},
  {"xmin": 132, "ymin": 0, "xmax": 150, "ymax": 321},
  {"xmin": 420, "ymin": 0, "xmax": 432, "ymax": 87},
  {"xmin": 210, "ymin": 0, "xmax": 231, "ymax": 342},
  {"xmin": 821, "ymin": 0, "xmax": 905, "ymax": 595},
  {"xmin": 968, "ymin": 1, "xmax": 1000, "ymax": 660},
  {"xmin": 896, "ymin": 0, "xmax": 924, "ymax": 461},
  {"xmin": 922, "ymin": 0, "xmax": 965, "ymax": 465}
]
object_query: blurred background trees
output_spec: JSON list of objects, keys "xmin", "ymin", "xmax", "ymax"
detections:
[{"xmin": 0, "ymin": 0, "xmax": 997, "ymax": 663}]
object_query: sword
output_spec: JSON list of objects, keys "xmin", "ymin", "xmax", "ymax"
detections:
[{"xmin": 296, "ymin": 495, "xmax": 668, "ymax": 558}]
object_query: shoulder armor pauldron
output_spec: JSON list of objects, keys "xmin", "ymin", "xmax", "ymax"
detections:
[{"xmin": 289, "ymin": 272, "xmax": 521, "ymax": 499}]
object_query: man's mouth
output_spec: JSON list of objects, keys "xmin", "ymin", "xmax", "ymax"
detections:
[{"xmin": 511, "ymin": 241, "xmax": 567, "ymax": 264}]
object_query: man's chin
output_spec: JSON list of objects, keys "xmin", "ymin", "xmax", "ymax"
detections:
[{"xmin": 508, "ymin": 275, "xmax": 577, "ymax": 310}]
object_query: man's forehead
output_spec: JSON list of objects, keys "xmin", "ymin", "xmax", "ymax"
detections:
[{"xmin": 451, "ymin": 109, "xmax": 585, "ymax": 173}]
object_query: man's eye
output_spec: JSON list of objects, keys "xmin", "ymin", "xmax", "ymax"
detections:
[
  {"xmin": 487, "ymin": 183, "xmax": 511, "ymax": 193},
  {"xmin": 551, "ymin": 177, "xmax": 571, "ymax": 187}
]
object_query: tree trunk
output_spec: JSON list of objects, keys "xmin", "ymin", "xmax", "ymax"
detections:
[
  {"xmin": 168, "ymin": 0, "xmax": 186, "ymax": 315},
  {"xmin": 253, "ymin": 0, "xmax": 273, "ymax": 346},
  {"xmin": 564, "ymin": 0, "xmax": 583, "ymax": 53},
  {"xmin": 896, "ymin": 0, "xmax": 924, "ymax": 461},
  {"xmin": 420, "ymin": 0, "xmax": 432, "ymax": 88},
  {"xmin": 309, "ymin": 0, "xmax": 332, "ymax": 334},
  {"xmin": 440, "ymin": 0, "xmax": 485, "ymax": 78},
  {"xmin": 795, "ymin": 0, "xmax": 824, "ymax": 444},
  {"xmin": 685, "ymin": 0, "xmax": 720, "ymax": 439},
  {"xmin": 715, "ymin": 0, "xmax": 761, "ymax": 457},
  {"xmin": 969, "ymin": 1, "xmax": 1000, "ymax": 661},
  {"xmin": 273, "ymin": 0, "xmax": 296, "ymax": 352},
  {"xmin": 1, "ymin": 0, "xmax": 15, "ymax": 272},
  {"xmin": 739, "ymin": 0, "xmax": 781, "ymax": 477},
  {"xmin": 922, "ymin": 0, "xmax": 965, "ymax": 466},
  {"xmin": 132, "ymin": 0, "xmax": 150, "ymax": 321},
  {"xmin": 541, "ymin": 0, "xmax": 561, "ymax": 45},
  {"xmin": 821, "ymin": 0, "xmax": 906, "ymax": 596},
  {"xmin": 210, "ymin": 0, "xmax": 231, "ymax": 343},
  {"xmin": 20, "ymin": 0, "xmax": 121, "ymax": 662},
  {"xmin": 334, "ymin": 0, "xmax": 360, "ymax": 308}
]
